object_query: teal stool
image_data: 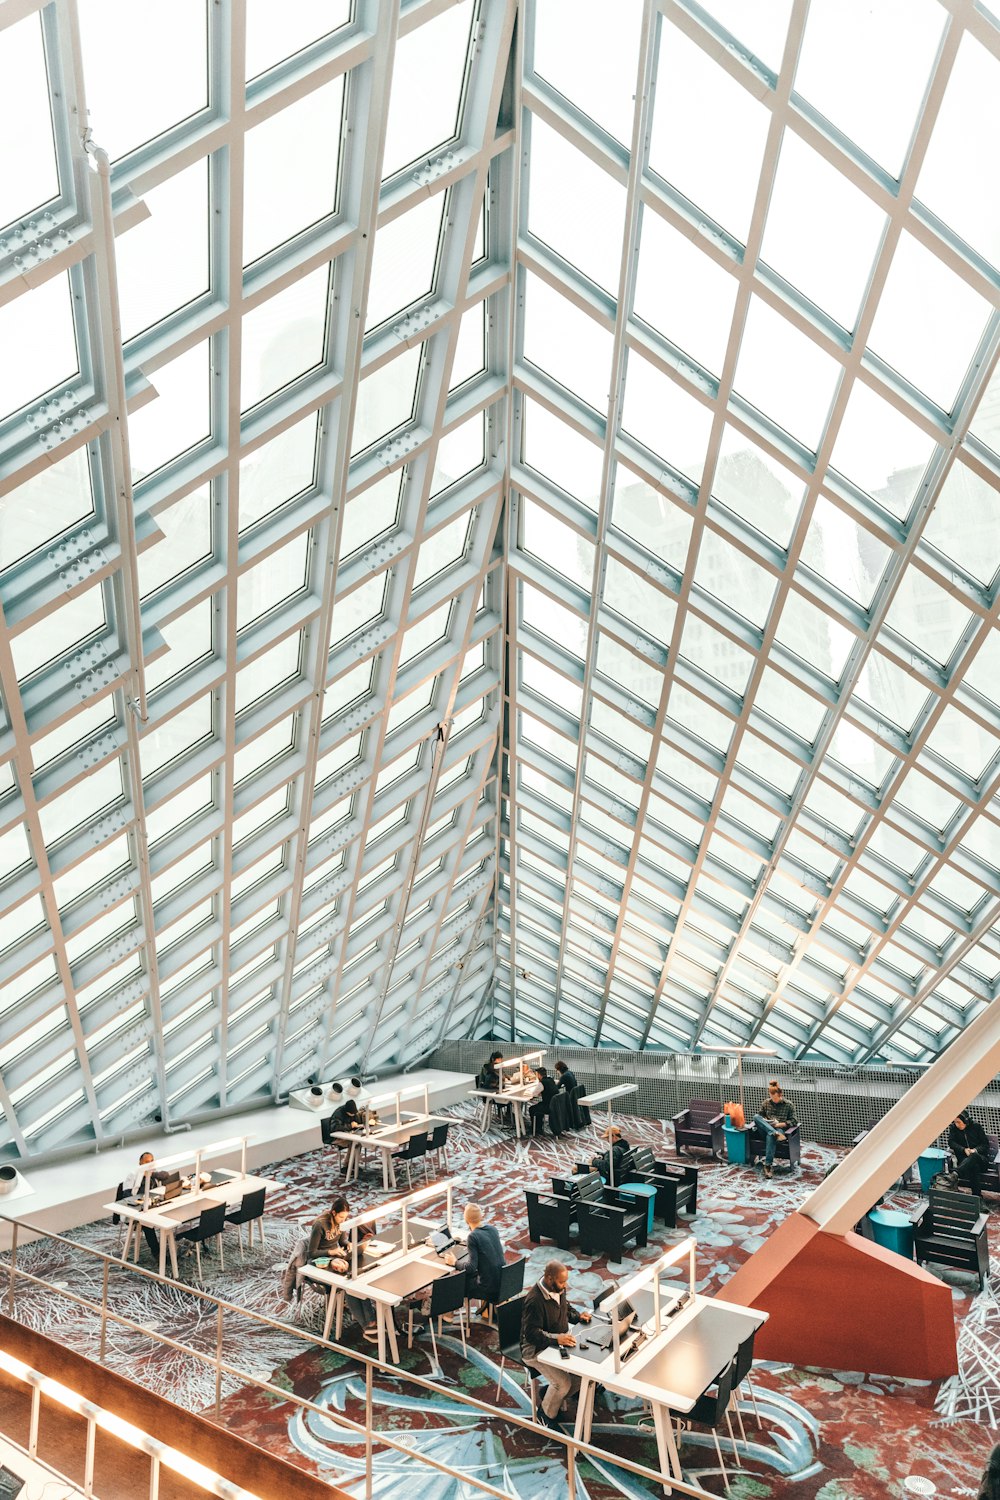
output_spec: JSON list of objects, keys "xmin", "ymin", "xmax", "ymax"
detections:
[
  {"xmin": 917, "ymin": 1148, "xmax": 950, "ymax": 1192},
  {"xmin": 868, "ymin": 1207, "xmax": 915, "ymax": 1260},
  {"xmin": 620, "ymin": 1182, "xmax": 657, "ymax": 1235},
  {"xmin": 724, "ymin": 1124, "xmax": 749, "ymax": 1165}
]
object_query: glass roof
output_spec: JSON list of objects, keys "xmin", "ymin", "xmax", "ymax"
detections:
[{"xmin": 0, "ymin": 0, "xmax": 999, "ymax": 1157}]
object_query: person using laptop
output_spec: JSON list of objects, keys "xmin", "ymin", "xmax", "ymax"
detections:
[
  {"xmin": 752, "ymin": 1080, "xmax": 798, "ymax": 1178},
  {"xmin": 121, "ymin": 1151, "xmax": 162, "ymax": 1261},
  {"xmin": 459, "ymin": 1203, "xmax": 504, "ymax": 1315},
  {"xmin": 589, "ymin": 1125, "xmax": 630, "ymax": 1180},
  {"xmin": 520, "ymin": 1260, "xmax": 591, "ymax": 1429},
  {"xmin": 307, "ymin": 1196, "xmax": 378, "ymax": 1342}
]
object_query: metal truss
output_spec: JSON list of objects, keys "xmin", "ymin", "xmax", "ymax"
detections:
[
  {"xmin": 500, "ymin": 0, "xmax": 1000, "ymax": 1068},
  {"xmin": 0, "ymin": 0, "xmax": 511, "ymax": 1158},
  {"xmin": 3, "ymin": 0, "xmax": 1000, "ymax": 1164}
]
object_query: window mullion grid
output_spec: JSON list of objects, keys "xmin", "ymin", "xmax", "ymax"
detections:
[
  {"xmin": 389, "ymin": 741, "xmax": 497, "ymax": 1063},
  {"xmin": 0, "ymin": 608, "xmax": 105, "ymax": 1144},
  {"xmin": 269, "ymin": 0, "xmax": 402, "ymax": 1094},
  {"xmin": 641, "ymin": 7, "xmax": 968, "ymax": 1055},
  {"xmin": 211, "ymin": 0, "xmax": 251, "ymax": 1108},
  {"xmin": 797, "ymin": 592, "xmax": 1000, "ymax": 1060},
  {"xmin": 533, "ymin": 1, "xmax": 657, "ymax": 1047},
  {"xmin": 312, "ymin": 0, "xmax": 516, "ymax": 1077},
  {"xmin": 595, "ymin": 3, "xmax": 810, "ymax": 1050}
]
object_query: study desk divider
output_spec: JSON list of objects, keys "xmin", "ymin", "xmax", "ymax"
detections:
[
  {"xmin": 344, "ymin": 1176, "xmax": 459, "ymax": 1278},
  {"xmin": 138, "ymin": 1135, "xmax": 250, "ymax": 1210},
  {"xmin": 357, "ymin": 1083, "xmax": 431, "ymax": 1131},
  {"xmin": 497, "ymin": 1051, "xmax": 545, "ymax": 1089},
  {"xmin": 598, "ymin": 1237, "xmax": 697, "ymax": 1373},
  {"xmin": 576, "ymin": 1084, "xmax": 639, "ymax": 1186}
]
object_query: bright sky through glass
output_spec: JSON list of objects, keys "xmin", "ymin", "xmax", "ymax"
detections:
[{"xmin": 1, "ymin": 0, "xmax": 1000, "ymax": 1164}]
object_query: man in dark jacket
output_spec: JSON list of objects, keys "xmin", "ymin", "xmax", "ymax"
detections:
[
  {"xmin": 529, "ymin": 1066, "xmax": 559, "ymax": 1136},
  {"xmin": 461, "ymin": 1203, "xmax": 505, "ymax": 1311},
  {"xmin": 948, "ymin": 1112, "xmax": 992, "ymax": 1194},
  {"xmin": 589, "ymin": 1125, "xmax": 630, "ymax": 1180},
  {"xmin": 521, "ymin": 1260, "xmax": 591, "ymax": 1427}
]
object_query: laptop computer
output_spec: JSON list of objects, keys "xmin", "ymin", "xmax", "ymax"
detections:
[{"xmin": 0, "ymin": 1465, "xmax": 24, "ymax": 1499}]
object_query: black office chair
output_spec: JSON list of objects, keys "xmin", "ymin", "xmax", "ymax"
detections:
[
  {"xmin": 407, "ymin": 1269, "xmax": 469, "ymax": 1361},
  {"xmin": 475, "ymin": 1256, "xmax": 526, "ymax": 1328},
  {"xmin": 494, "ymin": 1292, "xmax": 540, "ymax": 1421},
  {"xmin": 568, "ymin": 1084, "xmax": 591, "ymax": 1130},
  {"xmin": 427, "ymin": 1123, "xmax": 450, "ymax": 1173},
  {"xmin": 392, "ymin": 1130, "xmax": 429, "ymax": 1188},
  {"xmin": 177, "ymin": 1201, "xmax": 227, "ymax": 1280},
  {"xmin": 225, "ymin": 1186, "xmax": 266, "ymax": 1259},
  {"xmin": 731, "ymin": 1327, "xmax": 762, "ymax": 1447},
  {"xmin": 671, "ymin": 1356, "xmax": 740, "ymax": 1491}
]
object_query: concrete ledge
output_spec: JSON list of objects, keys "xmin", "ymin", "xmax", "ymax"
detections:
[{"xmin": 0, "ymin": 1068, "xmax": 471, "ymax": 1249}]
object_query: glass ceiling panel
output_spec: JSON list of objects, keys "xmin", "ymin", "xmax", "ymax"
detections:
[
  {"xmin": 77, "ymin": 0, "xmax": 209, "ymax": 162},
  {"xmin": 0, "ymin": 11, "xmax": 58, "ymax": 232},
  {"xmin": 6, "ymin": 0, "xmax": 1000, "ymax": 1160},
  {"xmin": 243, "ymin": 78, "xmax": 345, "ymax": 266}
]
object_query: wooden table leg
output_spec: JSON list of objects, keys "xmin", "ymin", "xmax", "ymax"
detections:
[
  {"xmin": 385, "ymin": 1308, "xmax": 400, "ymax": 1365},
  {"xmin": 573, "ymin": 1377, "xmax": 594, "ymax": 1443},
  {"xmin": 158, "ymin": 1230, "xmax": 168, "ymax": 1279},
  {"xmin": 382, "ymin": 1150, "xmax": 391, "ymax": 1192},
  {"xmin": 323, "ymin": 1289, "xmax": 336, "ymax": 1342},
  {"xmin": 651, "ymin": 1402, "xmax": 681, "ymax": 1495}
]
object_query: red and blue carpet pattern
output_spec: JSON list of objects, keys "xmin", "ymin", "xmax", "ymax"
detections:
[{"xmin": 5, "ymin": 1105, "xmax": 997, "ymax": 1498}]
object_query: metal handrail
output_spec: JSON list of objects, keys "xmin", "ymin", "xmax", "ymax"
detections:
[{"xmin": 1, "ymin": 1211, "xmax": 719, "ymax": 1499}]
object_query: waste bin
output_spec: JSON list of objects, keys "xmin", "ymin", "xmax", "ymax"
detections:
[
  {"xmin": 867, "ymin": 1207, "xmax": 915, "ymax": 1260},
  {"xmin": 724, "ymin": 1124, "xmax": 749, "ymax": 1165},
  {"xmin": 916, "ymin": 1147, "xmax": 950, "ymax": 1192}
]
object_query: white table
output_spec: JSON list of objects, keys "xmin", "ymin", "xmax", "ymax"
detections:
[
  {"xmin": 106, "ymin": 1169, "xmax": 282, "ymax": 1279},
  {"xmin": 300, "ymin": 1235, "xmax": 454, "ymax": 1366},
  {"xmin": 538, "ymin": 1293, "xmax": 767, "ymax": 1494},
  {"xmin": 469, "ymin": 1082, "xmax": 541, "ymax": 1138},
  {"xmin": 335, "ymin": 1114, "xmax": 452, "ymax": 1190}
]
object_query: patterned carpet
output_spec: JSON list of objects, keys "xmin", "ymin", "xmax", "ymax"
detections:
[{"xmin": 5, "ymin": 1105, "xmax": 998, "ymax": 1498}]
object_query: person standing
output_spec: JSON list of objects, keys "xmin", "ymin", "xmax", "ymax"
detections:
[
  {"xmin": 948, "ymin": 1112, "xmax": 991, "ymax": 1195},
  {"xmin": 554, "ymin": 1060, "xmax": 577, "ymax": 1095},
  {"xmin": 752, "ymin": 1080, "xmax": 798, "ymax": 1177},
  {"xmin": 520, "ymin": 1260, "xmax": 591, "ymax": 1429}
]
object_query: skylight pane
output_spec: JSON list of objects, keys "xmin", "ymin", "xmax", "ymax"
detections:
[
  {"xmin": 0, "ymin": 12, "xmax": 59, "ymax": 232},
  {"xmin": 365, "ymin": 195, "xmax": 444, "ymax": 331},
  {"xmin": 0, "ymin": 446, "xmax": 94, "ymax": 569},
  {"xmin": 867, "ymin": 233, "xmax": 992, "ymax": 411},
  {"xmin": 794, "ymin": 0, "xmax": 946, "ymax": 177},
  {"xmin": 0, "ymin": 273, "xmax": 77, "ymax": 424},
  {"xmin": 129, "ymin": 342, "xmax": 212, "ymax": 480},
  {"xmin": 526, "ymin": 117, "xmax": 627, "ymax": 292},
  {"xmin": 734, "ymin": 297, "xmax": 841, "ymax": 451},
  {"xmin": 635, "ymin": 210, "xmax": 738, "ymax": 375},
  {"xmin": 531, "ymin": 0, "xmax": 642, "ymax": 147},
  {"xmin": 241, "ymin": 265, "xmax": 330, "ymax": 411},
  {"xmin": 381, "ymin": 0, "xmax": 473, "ymax": 180},
  {"xmin": 116, "ymin": 159, "xmax": 210, "ymax": 342},
  {"xmin": 649, "ymin": 22, "xmax": 770, "ymax": 243},
  {"xmin": 238, "ymin": 413, "xmax": 318, "ymax": 532},
  {"xmin": 244, "ymin": 1, "xmax": 352, "ymax": 80},
  {"xmin": 621, "ymin": 350, "xmax": 713, "ymax": 484},
  {"xmin": 77, "ymin": 0, "xmax": 209, "ymax": 161},
  {"xmin": 243, "ymin": 77, "xmax": 345, "ymax": 265}
]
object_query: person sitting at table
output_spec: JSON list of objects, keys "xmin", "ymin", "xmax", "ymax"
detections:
[
  {"xmin": 529, "ymin": 1067, "xmax": 559, "ymax": 1137},
  {"xmin": 520, "ymin": 1259, "xmax": 591, "ymax": 1430},
  {"xmin": 122, "ymin": 1151, "xmax": 162, "ymax": 1261},
  {"xmin": 751, "ymin": 1080, "xmax": 798, "ymax": 1178},
  {"xmin": 554, "ymin": 1060, "xmax": 578, "ymax": 1095},
  {"xmin": 477, "ymin": 1051, "xmax": 503, "ymax": 1090},
  {"xmin": 461, "ymin": 1203, "xmax": 505, "ymax": 1315},
  {"xmin": 307, "ymin": 1197, "xmax": 378, "ymax": 1343},
  {"xmin": 589, "ymin": 1125, "xmax": 630, "ymax": 1179},
  {"xmin": 947, "ymin": 1111, "xmax": 992, "ymax": 1195},
  {"xmin": 330, "ymin": 1098, "xmax": 364, "ymax": 1134}
]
